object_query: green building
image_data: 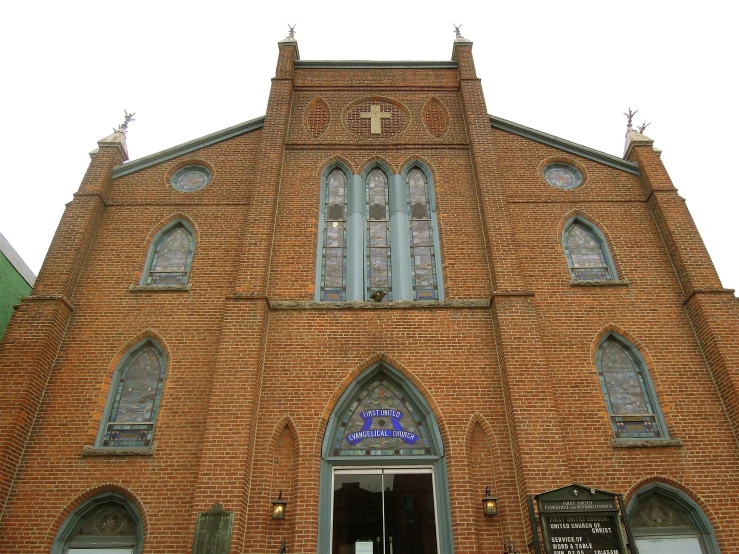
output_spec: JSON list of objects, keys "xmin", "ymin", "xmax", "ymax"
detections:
[{"xmin": 0, "ymin": 232, "xmax": 35, "ymax": 339}]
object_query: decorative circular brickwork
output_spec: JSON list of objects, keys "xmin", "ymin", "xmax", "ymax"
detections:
[
  {"xmin": 422, "ymin": 97, "xmax": 450, "ymax": 138},
  {"xmin": 342, "ymin": 96, "xmax": 409, "ymax": 137},
  {"xmin": 304, "ymin": 97, "xmax": 330, "ymax": 138}
]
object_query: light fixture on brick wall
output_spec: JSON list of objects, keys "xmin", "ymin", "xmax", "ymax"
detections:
[
  {"xmin": 482, "ymin": 487, "xmax": 499, "ymax": 517},
  {"xmin": 272, "ymin": 490, "xmax": 287, "ymax": 519}
]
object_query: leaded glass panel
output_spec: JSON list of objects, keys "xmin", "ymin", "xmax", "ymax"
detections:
[
  {"xmin": 321, "ymin": 169, "xmax": 348, "ymax": 301},
  {"xmin": 334, "ymin": 377, "xmax": 432, "ymax": 456},
  {"xmin": 597, "ymin": 338, "xmax": 662, "ymax": 439},
  {"xmin": 367, "ymin": 169, "xmax": 391, "ymax": 300},
  {"xmin": 407, "ymin": 169, "xmax": 438, "ymax": 300},
  {"xmin": 145, "ymin": 224, "xmax": 194, "ymax": 285},
  {"xmin": 564, "ymin": 222, "xmax": 612, "ymax": 280},
  {"xmin": 103, "ymin": 344, "xmax": 166, "ymax": 447}
]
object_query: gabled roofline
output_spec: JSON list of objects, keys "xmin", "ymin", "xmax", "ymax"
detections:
[
  {"xmin": 489, "ymin": 115, "xmax": 639, "ymax": 175},
  {"xmin": 295, "ymin": 60, "xmax": 458, "ymax": 69},
  {"xmin": 112, "ymin": 116, "xmax": 265, "ymax": 178}
]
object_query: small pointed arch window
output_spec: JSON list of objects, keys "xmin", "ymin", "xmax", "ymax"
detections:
[
  {"xmin": 628, "ymin": 483, "xmax": 721, "ymax": 554},
  {"xmin": 51, "ymin": 493, "xmax": 143, "ymax": 554},
  {"xmin": 366, "ymin": 166, "xmax": 392, "ymax": 301},
  {"xmin": 319, "ymin": 166, "xmax": 349, "ymax": 301},
  {"xmin": 142, "ymin": 221, "xmax": 195, "ymax": 286},
  {"xmin": 563, "ymin": 218, "xmax": 616, "ymax": 281},
  {"xmin": 98, "ymin": 340, "xmax": 167, "ymax": 448},
  {"xmin": 596, "ymin": 334, "xmax": 667, "ymax": 440},
  {"xmin": 406, "ymin": 165, "xmax": 440, "ymax": 300}
]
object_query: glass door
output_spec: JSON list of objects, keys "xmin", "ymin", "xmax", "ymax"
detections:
[{"xmin": 332, "ymin": 468, "xmax": 438, "ymax": 554}]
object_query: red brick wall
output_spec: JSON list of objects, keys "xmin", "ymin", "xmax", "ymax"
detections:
[{"xmin": 0, "ymin": 39, "xmax": 737, "ymax": 554}]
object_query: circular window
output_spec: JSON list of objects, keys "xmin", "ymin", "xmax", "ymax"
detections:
[
  {"xmin": 542, "ymin": 162, "xmax": 583, "ymax": 190},
  {"xmin": 170, "ymin": 165, "xmax": 211, "ymax": 192}
]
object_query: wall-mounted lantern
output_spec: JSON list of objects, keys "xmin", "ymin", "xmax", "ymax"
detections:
[
  {"xmin": 482, "ymin": 486, "xmax": 499, "ymax": 517},
  {"xmin": 272, "ymin": 490, "xmax": 287, "ymax": 520}
]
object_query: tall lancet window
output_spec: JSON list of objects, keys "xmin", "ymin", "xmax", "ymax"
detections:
[
  {"xmin": 407, "ymin": 168, "xmax": 439, "ymax": 300},
  {"xmin": 144, "ymin": 222, "xmax": 195, "ymax": 285},
  {"xmin": 563, "ymin": 219, "xmax": 615, "ymax": 281},
  {"xmin": 366, "ymin": 168, "xmax": 391, "ymax": 300},
  {"xmin": 320, "ymin": 169, "xmax": 348, "ymax": 301},
  {"xmin": 99, "ymin": 341, "xmax": 167, "ymax": 448},
  {"xmin": 596, "ymin": 336, "xmax": 666, "ymax": 440}
]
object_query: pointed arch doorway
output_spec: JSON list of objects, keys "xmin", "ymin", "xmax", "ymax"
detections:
[{"xmin": 317, "ymin": 363, "xmax": 454, "ymax": 554}]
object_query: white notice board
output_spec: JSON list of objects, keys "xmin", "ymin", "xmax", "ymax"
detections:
[{"xmin": 355, "ymin": 540, "xmax": 373, "ymax": 554}]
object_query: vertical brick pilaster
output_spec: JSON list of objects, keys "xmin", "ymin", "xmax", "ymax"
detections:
[
  {"xmin": 191, "ymin": 38, "xmax": 298, "ymax": 554},
  {"xmin": 454, "ymin": 39, "xmax": 570, "ymax": 523},
  {"xmin": 0, "ymin": 139, "xmax": 123, "ymax": 522},
  {"xmin": 630, "ymin": 143, "xmax": 739, "ymax": 443}
]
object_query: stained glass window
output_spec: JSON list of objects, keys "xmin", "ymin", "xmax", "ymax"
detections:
[
  {"xmin": 101, "ymin": 343, "xmax": 166, "ymax": 447},
  {"xmin": 597, "ymin": 337, "xmax": 663, "ymax": 439},
  {"xmin": 366, "ymin": 169, "xmax": 391, "ymax": 301},
  {"xmin": 407, "ymin": 168, "xmax": 438, "ymax": 300},
  {"xmin": 144, "ymin": 223, "xmax": 195, "ymax": 286},
  {"xmin": 334, "ymin": 376, "xmax": 432, "ymax": 456},
  {"xmin": 60, "ymin": 497, "xmax": 141, "ymax": 553},
  {"xmin": 321, "ymin": 169, "xmax": 348, "ymax": 301},
  {"xmin": 564, "ymin": 220, "xmax": 614, "ymax": 280}
]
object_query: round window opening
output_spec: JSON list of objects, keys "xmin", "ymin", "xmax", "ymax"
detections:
[
  {"xmin": 171, "ymin": 165, "xmax": 211, "ymax": 192},
  {"xmin": 543, "ymin": 162, "xmax": 583, "ymax": 190}
]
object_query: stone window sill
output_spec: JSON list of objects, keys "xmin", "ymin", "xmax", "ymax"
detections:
[
  {"xmin": 129, "ymin": 284, "xmax": 191, "ymax": 292},
  {"xmin": 610, "ymin": 438, "xmax": 683, "ymax": 448},
  {"xmin": 570, "ymin": 279, "xmax": 630, "ymax": 287},
  {"xmin": 268, "ymin": 299, "xmax": 491, "ymax": 310},
  {"xmin": 81, "ymin": 445, "xmax": 156, "ymax": 456}
]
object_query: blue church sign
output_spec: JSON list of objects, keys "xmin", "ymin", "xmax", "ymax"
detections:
[{"xmin": 345, "ymin": 409, "xmax": 419, "ymax": 446}]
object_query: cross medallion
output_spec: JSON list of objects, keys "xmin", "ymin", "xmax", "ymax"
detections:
[{"xmin": 360, "ymin": 104, "xmax": 391, "ymax": 134}]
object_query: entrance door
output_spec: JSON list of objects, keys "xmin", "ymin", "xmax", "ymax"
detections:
[{"xmin": 332, "ymin": 469, "xmax": 439, "ymax": 554}]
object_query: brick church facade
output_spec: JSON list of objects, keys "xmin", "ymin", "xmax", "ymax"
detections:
[{"xmin": 0, "ymin": 31, "xmax": 738, "ymax": 554}]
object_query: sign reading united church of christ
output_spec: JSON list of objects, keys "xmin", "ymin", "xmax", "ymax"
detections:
[{"xmin": 533, "ymin": 485, "xmax": 634, "ymax": 554}]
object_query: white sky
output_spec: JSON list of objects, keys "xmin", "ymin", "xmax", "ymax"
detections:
[{"xmin": 1, "ymin": 1, "xmax": 737, "ymax": 295}]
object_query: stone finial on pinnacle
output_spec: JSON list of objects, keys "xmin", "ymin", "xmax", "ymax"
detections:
[
  {"xmin": 623, "ymin": 107, "xmax": 638, "ymax": 132},
  {"xmin": 623, "ymin": 108, "xmax": 656, "ymax": 159},
  {"xmin": 453, "ymin": 23, "xmax": 462, "ymax": 38},
  {"xmin": 114, "ymin": 109, "xmax": 136, "ymax": 134},
  {"xmin": 288, "ymin": 23, "xmax": 296, "ymax": 38}
]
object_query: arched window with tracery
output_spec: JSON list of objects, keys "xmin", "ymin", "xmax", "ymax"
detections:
[
  {"xmin": 628, "ymin": 483, "xmax": 720, "ymax": 554},
  {"xmin": 596, "ymin": 334, "xmax": 667, "ymax": 440},
  {"xmin": 563, "ymin": 218, "xmax": 616, "ymax": 281},
  {"xmin": 366, "ymin": 168, "xmax": 391, "ymax": 301},
  {"xmin": 142, "ymin": 221, "xmax": 195, "ymax": 286},
  {"xmin": 319, "ymin": 168, "xmax": 349, "ymax": 301},
  {"xmin": 98, "ymin": 340, "xmax": 167, "ymax": 448},
  {"xmin": 51, "ymin": 493, "xmax": 143, "ymax": 554},
  {"xmin": 406, "ymin": 167, "xmax": 439, "ymax": 300}
]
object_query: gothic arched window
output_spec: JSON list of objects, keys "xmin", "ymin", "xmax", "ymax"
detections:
[
  {"xmin": 98, "ymin": 340, "xmax": 167, "ymax": 448},
  {"xmin": 628, "ymin": 483, "xmax": 720, "ymax": 554},
  {"xmin": 406, "ymin": 167, "xmax": 440, "ymax": 300},
  {"xmin": 563, "ymin": 218, "xmax": 616, "ymax": 281},
  {"xmin": 51, "ymin": 493, "xmax": 143, "ymax": 554},
  {"xmin": 319, "ymin": 168, "xmax": 348, "ymax": 301},
  {"xmin": 142, "ymin": 221, "xmax": 195, "ymax": 286},
  {"xmin": 596, "ymin": 335, "xmax": 667, "ymax": 440},
  {"xmin": 366, "ymin": 168, "xmax": 392, "ymax": 301}
]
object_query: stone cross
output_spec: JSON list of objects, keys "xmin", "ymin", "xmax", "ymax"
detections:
[{"xmin": 360, "ymin": 105, "xmax": 391, "ymax": 134}]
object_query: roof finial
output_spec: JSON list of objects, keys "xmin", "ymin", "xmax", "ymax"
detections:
[
  {"xmin": 453, "ymin": 23, "xmax": 462, "ymax": 38},
  {"xmin": 623, "ymin": 107, "xmax": 638, "ymax": 130},
  {"xmin": 288, "ymin": 23, "xmax": 296, "ymax": 38},
  {"xmin": 114, "ymin": 109, "xmax": 136, "ymax": 134},
  {"xmin": 637, "ymin": 120, "xmax": 651, "ymax": 134}
]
